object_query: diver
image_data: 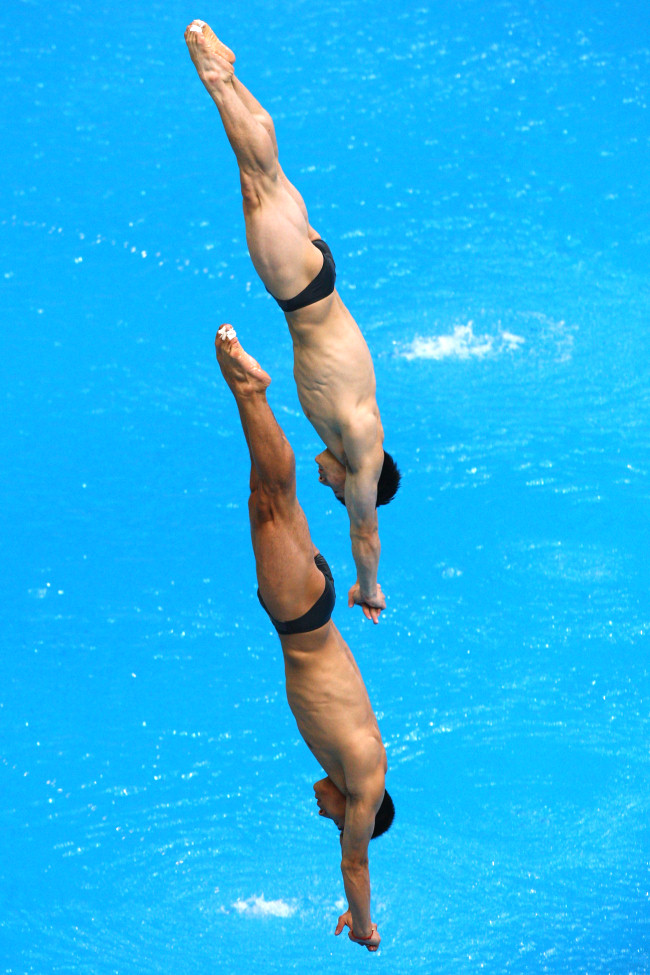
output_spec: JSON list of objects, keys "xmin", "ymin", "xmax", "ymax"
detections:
[
  {"xmin": 185, "ymin": 20, "xmax": 400, "ymax": 623},
  {"xmin": 213, "ymin": 322, "xmax": 394, "ymax": 950}
]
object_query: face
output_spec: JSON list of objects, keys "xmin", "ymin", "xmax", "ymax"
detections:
[
  {"xmin": 313, "ymin": 777, "xmax": 347, "ymax": 831},
  {"xmin": 315, "ymin": 449, "xmax": 346, "ymax": 501}
]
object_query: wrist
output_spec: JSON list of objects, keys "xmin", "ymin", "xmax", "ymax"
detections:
[{"xmin": 359, "ymin": 583, "xmax": 376, "ymax": 600}]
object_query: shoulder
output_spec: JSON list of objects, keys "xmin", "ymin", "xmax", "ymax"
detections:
[
  {"xmin": 341, "ymin": 412, "xmax": 384, "ymax": 475},
  {"xmin": 342, "ymin": 734, "xmax": 387, "ymax": 805}
]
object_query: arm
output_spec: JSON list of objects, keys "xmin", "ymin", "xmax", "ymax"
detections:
[
  {"xmin": 335, "ymin": 759, "xmax": 385, "ymax": 950},
  {"xmin": 340, "ymin": 798, "xmax": 374, "ymax": 929},
  {"xmin": 342, "ymin": 421, "xmax": 386, "ymax": 622}
]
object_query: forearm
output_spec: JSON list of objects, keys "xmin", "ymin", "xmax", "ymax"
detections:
[
  {"xmin": 341, "ymin": 859, "xmax": 373, "ymax": 937},
  {"xmin": 350, "ymin": 528, "xmax": 380, "ymax": 599}
]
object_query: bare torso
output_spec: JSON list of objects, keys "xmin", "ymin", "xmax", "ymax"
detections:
[
  {"xmin": 241, "ymin": 172, "xmax": 384, "ymax": 466},
  {"xmin": 279, "ymin": 621, "xmax": 386, "ymax": 795},
  {"xmin": 245, "ymin": 187, "xmax": 388, "ymax": 609},
  {"xmin": 285, "ymin": 291, "xmax": 383, "ymax": 464}
]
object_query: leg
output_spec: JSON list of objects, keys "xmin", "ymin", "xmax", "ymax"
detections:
[
  {"xmin": 230, "ymin": 76, "xmax": 319, "ymax": 237},
  {"xmin": 185, "ymin": 22, "xmax": 324, "ymax": 299},
  {"xmin": 186, "ymin": 21, "xmax": 315, "ymax": 229},
  {"xmin": 215, "ymin": 327, "xmax": 325, "ymax": 621}
]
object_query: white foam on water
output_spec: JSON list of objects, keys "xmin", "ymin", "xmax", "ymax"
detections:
[
  {"xmin": 401, "ymin": 322, "xmax": 525, "ymax": 361},
  {"xmin": 232, "ymin": 895, "xmax": 297, "ymax": 918}
]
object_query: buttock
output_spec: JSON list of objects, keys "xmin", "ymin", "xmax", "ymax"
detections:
[
  {"xmin": 257, "ymin": 552, "xmax": 336, "ymax": 635},
  {"xmin": 266, "ymin": 239, "xmax": 336, "ymax": 313}
]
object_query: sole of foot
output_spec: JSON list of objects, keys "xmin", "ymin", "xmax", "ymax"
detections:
[
  {"xmin": 215, "ymin": 326, "xmax": 272, "ymax": 392},
  {"xmin": 185, "ymin": 20, "xmax": 235, "ymax": 83}
]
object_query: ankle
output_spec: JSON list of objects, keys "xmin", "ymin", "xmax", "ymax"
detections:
[{"xmin": 233, "ymin": 385, "xmax": 268, "ymax": 404}]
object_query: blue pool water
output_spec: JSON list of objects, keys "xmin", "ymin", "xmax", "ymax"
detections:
[{"xmin": 2, "ymin": 1, "xmax": 649, "ymax": 972}]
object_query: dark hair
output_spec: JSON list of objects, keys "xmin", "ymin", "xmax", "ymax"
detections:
[
  {"xmin": 334, "ymin": 452, "xmax": 401, "ymax": 508},
  {"xmin": 371, "ymin": 789, "xmax": 395, "ymax": 840},
  {"xmin": 376, "ymin": 452, "xmax": 401, "ymax": 507}
]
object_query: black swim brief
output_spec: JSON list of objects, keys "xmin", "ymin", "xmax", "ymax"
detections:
[
  {"xmin": 257, "ymin": 552, "xmax": 336, "ymax": 635},
  {"xmin": 267, "ymin": 239, "xmax": 336, "ymax": 313}
]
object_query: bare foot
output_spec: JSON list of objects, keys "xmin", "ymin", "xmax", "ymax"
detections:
[
  {"xmin": 185, "ymin": 19, "xmax": 235, "ymax": 88},
  {"xmin": 215, "ymin": 325, "xmax": 271, "ymax": 395},
  {"xmin": 192, "ymin": 21, "xmax": 235, "ymax": 63}
]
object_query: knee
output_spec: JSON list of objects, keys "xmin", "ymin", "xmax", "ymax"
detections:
[
  {"xmin": 239, "ymin": 166, "xmax": 280, "ymax": 210},
  {"xmin": 248, "ymin": 488, "xmax": 274, "ymax": 527},
  {"xmin": 249, "ymin": 489, "xmax": 270, "ymax": 525},
  {"xmin": 252, "ymin": 108, "xmax": 276, "ymax": 142},
  {"xmin": 240, "ymin": 172, "xmax": 263, "ymax": 210},
  {"xmin": 249, "ymin": 476, "xmax": 294, "ymax": 521}
]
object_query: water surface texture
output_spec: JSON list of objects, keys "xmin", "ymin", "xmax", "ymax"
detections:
[{"xmin": 2, "ymin": 1, "xmax": 649, "ymax": 972}]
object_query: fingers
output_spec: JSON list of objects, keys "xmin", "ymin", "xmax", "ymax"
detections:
[
  {"xmin": 335, "ymin": 914, "xmax": 350, "ymax": 936},
  {"xmin": 352, "ymin": 599, "xmax": 382, "ymax": 622},
  {"xmin": 347, "ymin": 583, "xmax": 384, "ymax": 621},
  {"xmin": 364, "ymin": 603, "xmax": 381, "ymax": 623}
]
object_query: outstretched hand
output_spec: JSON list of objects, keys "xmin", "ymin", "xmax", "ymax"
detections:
[
  {"xmin": 335, "ymin": 910, "xmax": 381, "ymax": 951},
  {"xmin": 347, "ymin": 582, "xmax": 386, "ymax": 624}
]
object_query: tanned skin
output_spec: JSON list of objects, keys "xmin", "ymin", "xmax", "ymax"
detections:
[
  {"xmin": 214, "ymin": 323, "xmax": 387, "ymax": 950},
  {"xmin": 185, "ymin": 20, "xmax": 387, "ymax": 623}
]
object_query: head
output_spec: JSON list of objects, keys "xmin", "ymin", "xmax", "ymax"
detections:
[
  {"xmin": 315, "ymin": 449, "xmax": 401, "ymax": 508},
  {"xmin": 313, "ymin": 778, "xmax": 395, "ymax": 839},
  {"xmin": 370, "ymin": 788, "xmax": 395, "ymax": 839},
  {"xmin": 315, "ymin": 449, "xmax": 346, "ymax": 504},
  {"xmin": 313, "ymin": 777, "xmax": 347, "ymax": 831},
  {"xmin": 376, "ymin": 451, "xmax": 401, "ymax": 507}
]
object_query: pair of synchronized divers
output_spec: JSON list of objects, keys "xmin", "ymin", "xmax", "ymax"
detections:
[{"xmin": 185, "ymin": 20, "xmax": 402, "ymax": 950}]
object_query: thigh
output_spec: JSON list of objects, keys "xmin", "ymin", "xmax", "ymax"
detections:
[
  {"xmin": 243, "ymin": 182, "xmax": 323, "ymax": 300},
  {"xmin": 250, "ymin": 490, "xmax": 325, "ymax": 622}
]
